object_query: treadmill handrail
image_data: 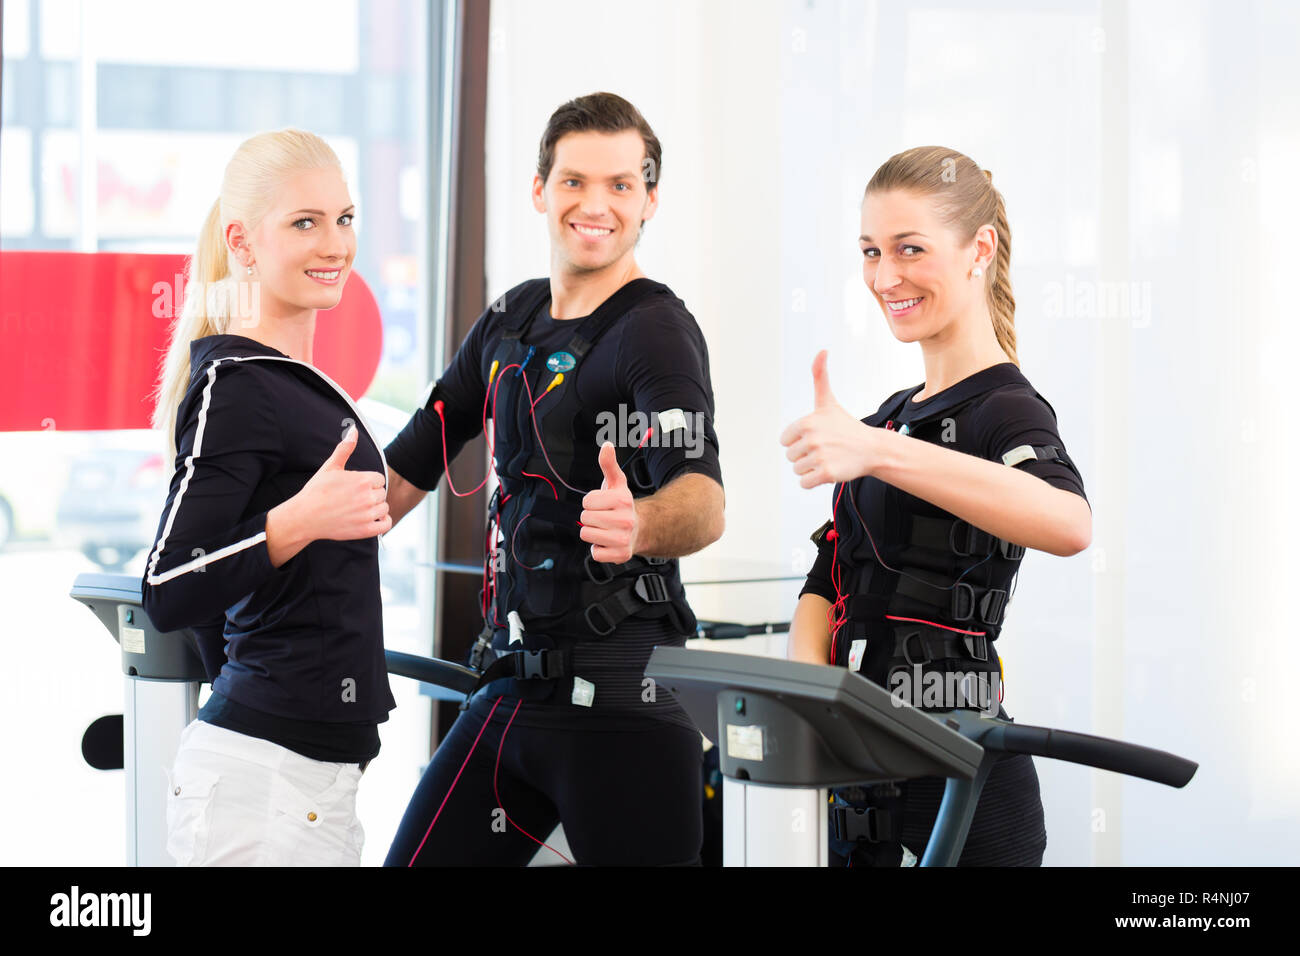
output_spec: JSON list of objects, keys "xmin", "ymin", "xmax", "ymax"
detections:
[
  {"xmin": 982, "ymin": 722, "xmax": 1197, "ymax": 788},
  {"xmin": 384, "ymin": 650, "xmax": 480, "ymax": 695}
]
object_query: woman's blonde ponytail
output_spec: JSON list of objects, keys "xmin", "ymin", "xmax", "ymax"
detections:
[
  {"xmin": 152, "ymin": 197, "xmax": 232, "ymax": 464},
  {"xmin": 986, "ymin": 183, "xmax": 1017, "ymax": 366}
]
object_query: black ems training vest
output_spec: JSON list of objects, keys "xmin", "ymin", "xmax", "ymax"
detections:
[
  {"xmin": 816, "ymin": 367, "xmax": 1079, "ymax": 708},
  {"xmin": 480, "ymin": 278, "xmax": 695, "ymax": 648}
]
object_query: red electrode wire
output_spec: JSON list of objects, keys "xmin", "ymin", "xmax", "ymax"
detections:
[
  {"xmin": 518, "ymin": 372, "xmax": 657, "ymax": 495},
  {"xmin": 518, "ymin": 372, "xmax": 585, "ymax": 494},
  {"xmin": 406, "ymin": 695, "xmax": 505, "ymax": 867},
  {"xmin": 884, "ymin": 615, "xmax": 987, "ymax": 637},
  {"xmin": 494, "ymin": 699, "xmax": 574, "ymax": 865},
  {"xmin": 521, "ymin": 470, "xmax": 557, "ymax": 499},
  {"xmin": 437, "ymin": 362, "xmax": 526, "ymax": 623},
  {"xmin": 827, "ymin": 482, "xmax": 849, "ymax": 663},
  {"xmin": 826, "ymin": 453, "xmax": 1004, "ymax": 661},
  {"xmin": 432, "ymin": 403, "xmax": 488, "ymax": 497},
  {"xmin": 431, "ymin": 361, "xmax": 519, "ymax": 497},
  {"xmin": 444, "ymin": 359, "xmax": 662, "ymax": 624},
  {"xmin": 846, "ymin": 485, "xmax": 993, "ymax": 594}
]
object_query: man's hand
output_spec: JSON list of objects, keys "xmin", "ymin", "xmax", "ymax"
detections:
[
  {"xmin": 580, "ymin": 442, "xmax": 639, "ymax": 563},
  {"xmin": 780, "ymin": 350, "xmax": 884, "ymax": 488}
]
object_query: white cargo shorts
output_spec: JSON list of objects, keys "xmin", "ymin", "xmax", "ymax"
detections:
[{"xmin": 165, "ymin": 719, "xmax": 365, "ymax": 867}]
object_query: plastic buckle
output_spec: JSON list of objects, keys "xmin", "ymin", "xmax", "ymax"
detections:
[
  {"xmin": 468, "ymin": 627, "xmax": 494, "ymax": 671},
  {"xmin": 901, "ymin": 630, "xmax": 931, "ymax": 667},
  {"xmin": 999, "ymin": 538, "xmax": 1026, "ymax": 561},
  {"xmin": 962, "ymin": 635, "xmax": 989, "ymax": 662},
  {"xmin": 584, "ymin": 555, "xmax": 615, "ymax": 585},
  {"xmin": 633, "ymin": 573, "xmax": 669, "ymax": 604},
  {"xmin": 644, "ymin": 556, "xmax": 669, "ymax": 566},
  {"xmin": 979, "ymin": 589, "xmax": 1008, "ymax": 627},
  {"xmin": 584, "ymin": 604, "xmax": 616, "ymax": 637},
  {"xmin": 948, "ymin": 521, "xmax": 993, "ymax": 557},
  {"xmin": 830, "ymin": 805, "xmax": 890, "ymax": 843},
  {"xmin": 950, "ymin": 582, "xmax": 976, "ymax": 621},
  {"xmin": 811, "ymin": 519, "xmax": 834, "ymax": 546},
  {"xmin": 948, "ymin": 521, "xmax": 973, "ymax": 557},
  {"xmin": 513, "ymin": 650, "xmax": 561, "ymax": 680}
]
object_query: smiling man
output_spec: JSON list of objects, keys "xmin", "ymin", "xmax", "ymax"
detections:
[{"xmin": 382, "ymin": 93, "xmax": 725, "ymax": 866}]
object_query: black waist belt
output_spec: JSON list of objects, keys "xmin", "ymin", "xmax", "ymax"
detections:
[
  {"xmin": 885, "ymin": 623, "xmax": 1002, "ymax": 713},
  {"xmin": 891, "ymin": 624, "xmax": 992, "ymax": 666},
  {"xmin": 893, "ymin": 572, "xmax": 1009, "ymax": 628},
  {"xmin": 472, "ymin": 647, "xmax": 571, "ymax": 690},
  {"xmin": 461, "ymin": 641, "xmax": 668, "ymax": 710}
]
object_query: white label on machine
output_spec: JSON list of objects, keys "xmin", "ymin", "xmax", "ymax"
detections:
[
  {"xmin": 726, "ymin": 723, "xmax": 764, "ymax": 761},
  {"xmin": 848, "ymin": 639, "xmax": 867, "ymax": 672},
  {"xmin": 122, "ymin": 626, "xmax": 146, "ymax": 655}
]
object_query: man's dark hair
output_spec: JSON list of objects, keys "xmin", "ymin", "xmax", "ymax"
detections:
[{"xmin": 537, "ymin": 92, "xmax": 661, "ymax": 191}]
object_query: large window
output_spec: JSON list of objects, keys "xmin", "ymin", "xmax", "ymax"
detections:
[{"xmin": 0, "ymin": 0, "xmax": 444, "ymax": 865}]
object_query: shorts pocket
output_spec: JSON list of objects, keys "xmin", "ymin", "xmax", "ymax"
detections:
[
  {"xmin": 268, "ymin": 765, "xmax": 362, "ymax": 866},
  {"xmin": 165, "ymin": 764, "xmax": 220, "ymax": 866}
]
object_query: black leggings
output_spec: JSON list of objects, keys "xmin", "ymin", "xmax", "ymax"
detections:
[
  {"xmin": 384, "ymin": 695, "xmax": 704, "ymax": 866},
  {"xmin": 830, "ymin": 753, "xmax": 1048, "ymax": 866}
]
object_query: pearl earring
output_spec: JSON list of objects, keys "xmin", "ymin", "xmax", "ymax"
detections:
[
  {"xmin": 247, "ymin": 264, "xmax": 254, "ymax": 276},
  {"xmin": 971, "ymin": 266, "xmax": 983, "ymax": 278}
]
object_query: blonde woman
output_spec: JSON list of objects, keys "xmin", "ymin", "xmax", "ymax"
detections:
[
  {"xmin": 143, "ymin": 129, "xmax": 395, "ymax": 866},
  {"xmin": 782, "ymin": 146, "xmax": 1091, "ymax": 866}
]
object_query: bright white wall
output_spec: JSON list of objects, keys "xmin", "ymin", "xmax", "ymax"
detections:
[{"xmin": 485, "ymin": 0, "xmax": 1300, "ymax": 865}]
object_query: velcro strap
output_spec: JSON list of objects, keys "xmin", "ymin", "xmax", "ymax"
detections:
[
  {"xmin": 893, "ymin": 626, "xmax": 990, "ymax": 667},
  {"xmin": 908, "ymin": 516, "xmax": 985, "ymax": 557},
  {"xmin": 584, "ymin": 554, "xmax": 638, "ymax": 585},
  {"xmin": 584, "ymin": 573, "xmax": 672, "ymax": 636},
  {"xmin": 893, "ymin": 575, "xmax": 1008, "ymax": 626},
  {"xmin": 894, "ymin": 572, "xmax": 972, "ymax": 618},
  {"xmin": 1001, "ymin": 443, "xmax": 1064, "ymax": 468}
]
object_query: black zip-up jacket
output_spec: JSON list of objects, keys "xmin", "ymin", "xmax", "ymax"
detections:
[{"xmin": 142, "ymin": 335, "xmax": 396, "ymax": 749}]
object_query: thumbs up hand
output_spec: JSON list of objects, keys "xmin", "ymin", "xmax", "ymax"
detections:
[
  {"xmin": 780, "ymin": 350, "xmax": 883, "ymax": 489},
  {"xmin": 580, "ymin": 441, "xmax": 638, "ymax": 563},
  {"xmin": 294, "ymin": 425, "xmax": 391, "ymax": 541}
]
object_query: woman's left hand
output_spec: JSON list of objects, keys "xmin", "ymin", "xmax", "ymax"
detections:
[{"xmin": 780, "ymin": 350, "xmax": 886, "ymax": 488}]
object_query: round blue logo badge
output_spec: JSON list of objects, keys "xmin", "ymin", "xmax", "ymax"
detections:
[{"xmin": 546, "ymin": 351, "xmax": 576, "ymax": 373}]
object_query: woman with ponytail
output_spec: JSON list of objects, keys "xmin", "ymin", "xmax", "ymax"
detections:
[
  {"xmin": 142, "ymin": 129, "xmax": 395, "ymax": 866},
  {"xmin": 780, "ymin": 146, "xmax": 1091, "ymax": 866}
]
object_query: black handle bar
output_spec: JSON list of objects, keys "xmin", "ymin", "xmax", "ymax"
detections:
[
  {"xmin": 983, "ymin": 722, "xmax": 1197, "ymax": 788},
  {"xmin": 384, "ymin": 650, "xmax": 480, "ymax": 696}
]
